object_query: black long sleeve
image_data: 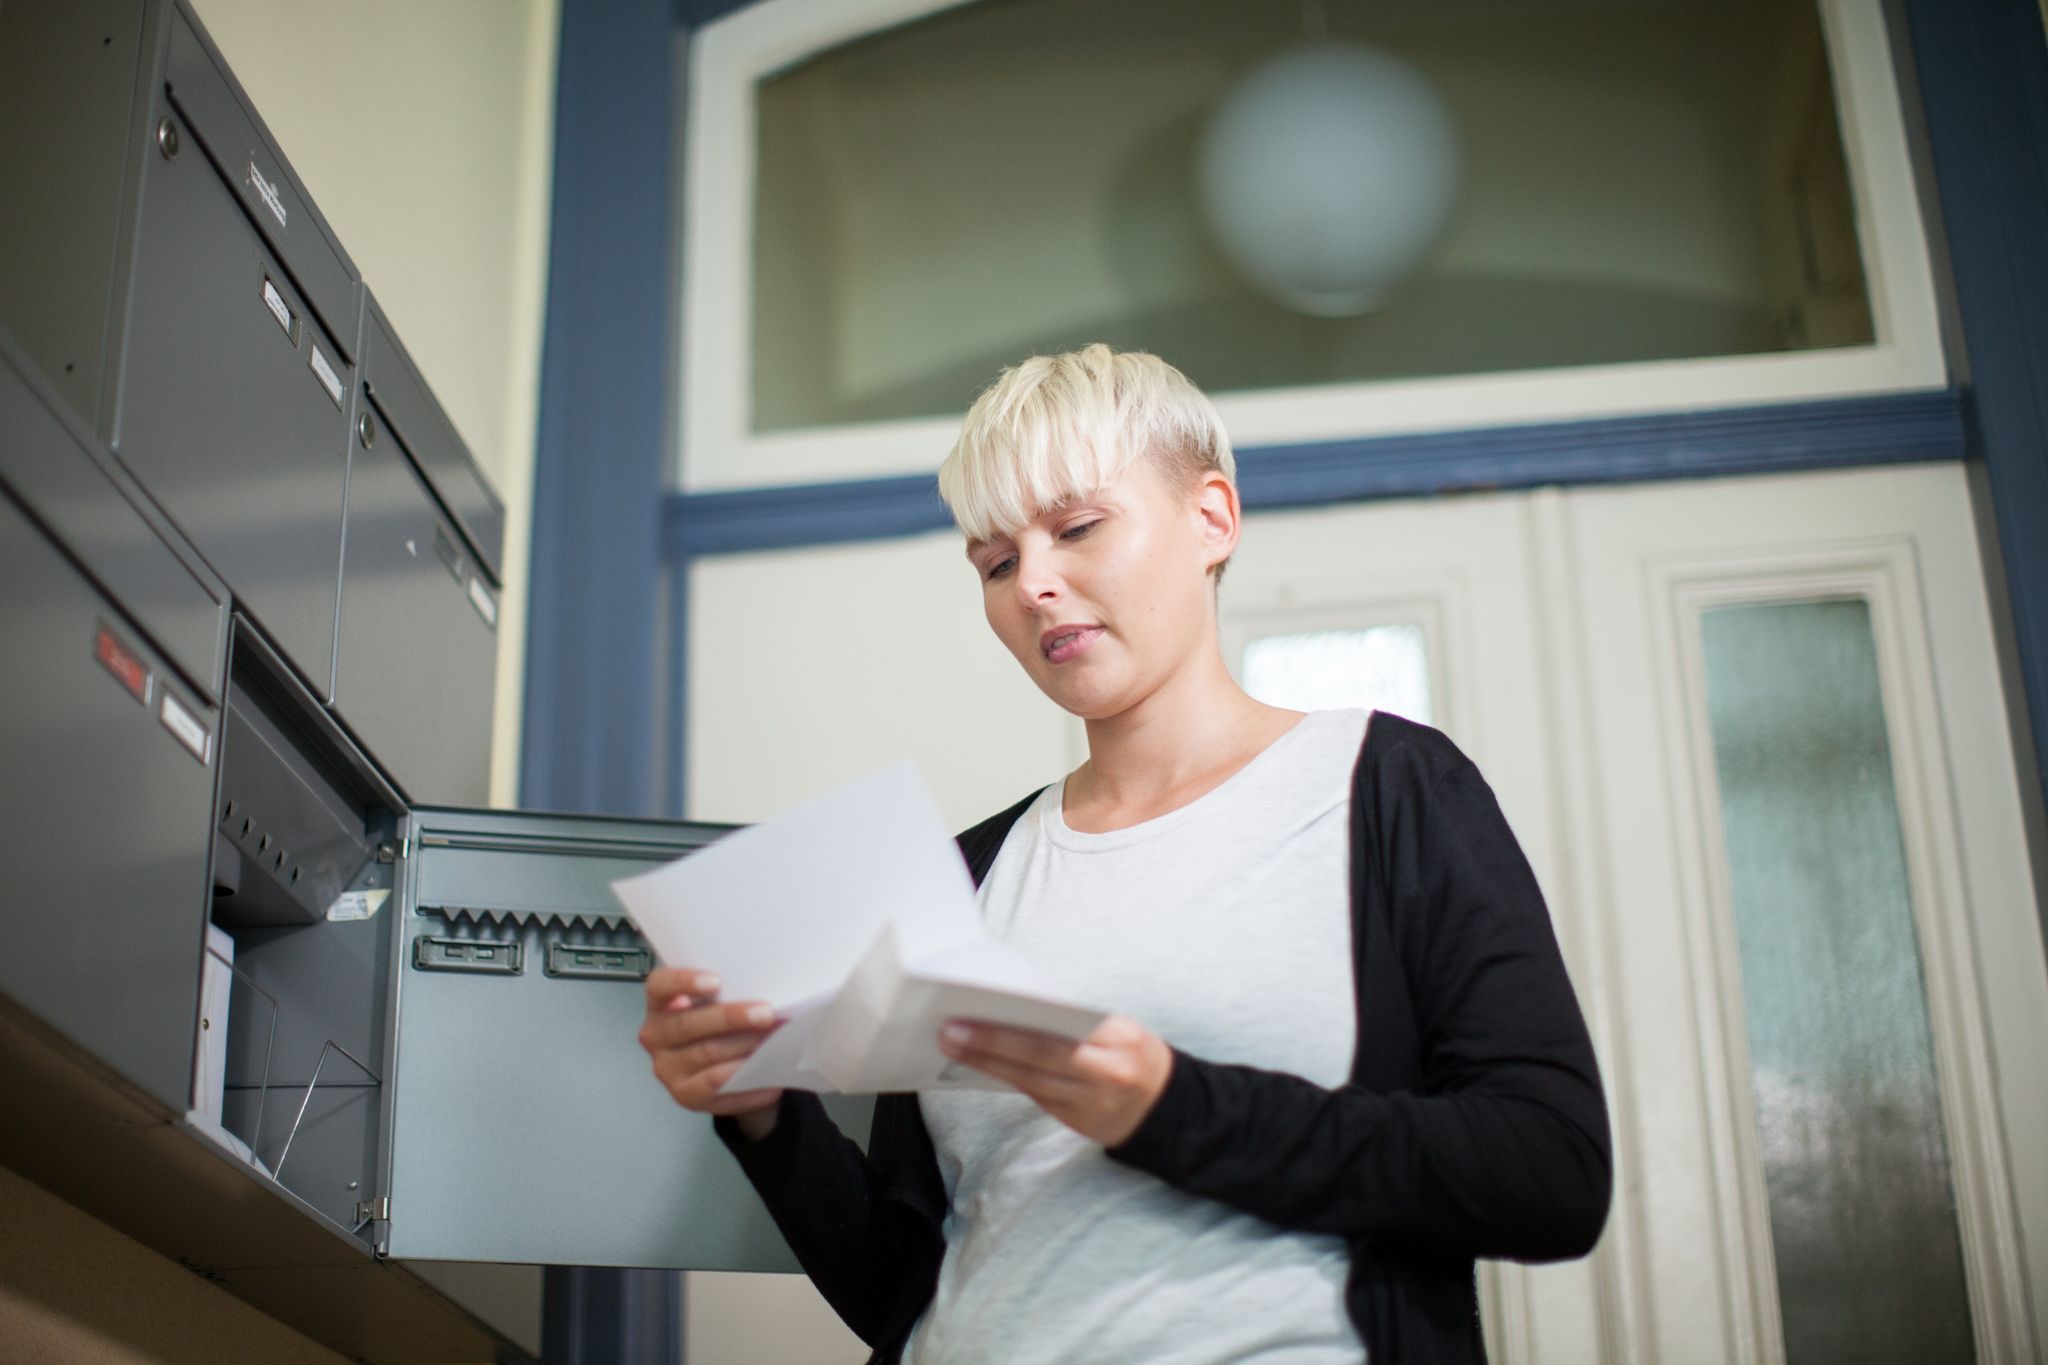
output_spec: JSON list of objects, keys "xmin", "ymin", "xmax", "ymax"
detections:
[
  {"xmin": 1105, "ymin": 748, "xmax": 1611, "ymax": 1261},
  {"xmin": 714, "ymin": 1091, "xmax": 941, "ymax": 1348}
]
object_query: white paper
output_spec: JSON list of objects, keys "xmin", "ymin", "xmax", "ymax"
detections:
[
  {"xmin": 737, "ymin": 923, "xmax": 1105, "ymax": 1094},
  {"xmin": 611, "ymin": 762, "xmax": 1107, "ymax": 1096},
  {"xmin": 611, "ymin": 761, "xmax": 976, "ymax": 1005}
]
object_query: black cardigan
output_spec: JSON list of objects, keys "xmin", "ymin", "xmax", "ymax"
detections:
[{"xmin": 716, "ymin": 714, "xmax": 1611, "ymax": 1363}]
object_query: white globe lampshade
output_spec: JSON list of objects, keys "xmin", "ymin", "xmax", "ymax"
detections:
[{"xmin": 1198, "ymin": 44, "xmax": 1461, "ymax": 316}]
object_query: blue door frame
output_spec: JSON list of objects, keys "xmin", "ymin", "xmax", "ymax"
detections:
[{"xmin": 521, "ymin": 1, "xmax": 2048, "ymax": 1359}]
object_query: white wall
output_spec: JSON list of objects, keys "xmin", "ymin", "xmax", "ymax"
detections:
[
  {"xmin": 191, "ymin": 0, "xmax": 560, "ymax": 807},
  {"xmin": 687, "ymin": 531, "xmax": 1077, "ymax": 827}
]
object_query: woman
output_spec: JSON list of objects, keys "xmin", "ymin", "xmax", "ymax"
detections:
[{"xmin": 639, "ymin": 345, "xmax": 1610, "ymax": 1364}]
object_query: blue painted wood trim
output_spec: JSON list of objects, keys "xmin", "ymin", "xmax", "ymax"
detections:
[
  {"xmin": 522, "ymin": 0, "xmax": 688, "ymax": 1354},
  {"xmin": 667, "ymin": 472, "xmax": 953, "ymax": 557},
  {"xmin": 1896, "ymin": 0, "xmax": 2048, "ymax": 937},
  {"xmin": 520, "ymin": 0, "xmax": 677, "ymax": 822},
  {"xmin": 663, "ymin": 388, "xmax": 1967, "ymax": 558}
]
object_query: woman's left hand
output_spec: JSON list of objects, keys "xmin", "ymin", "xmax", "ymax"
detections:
[{"xmin": 939, "ymin": 1014, "xmax": 1173, "ymax": 1147}]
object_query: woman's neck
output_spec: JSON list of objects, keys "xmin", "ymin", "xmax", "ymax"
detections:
[{"xmin": 1066, "ymin": 651, "xmax": 1300, "ymax": 832}]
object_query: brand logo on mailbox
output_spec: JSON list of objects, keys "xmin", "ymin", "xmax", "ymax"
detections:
[{"xmin": 246, "ymin": 160, "xmax": 288, "ymax": 230}]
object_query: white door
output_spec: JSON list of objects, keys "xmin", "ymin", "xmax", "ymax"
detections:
[
  {"xmin": 1562, "ymin": 462, "xmax": 2048, "ymax": 1365},
  {"xmin": 1224, "ymin": 462, "xmax": 2048, "ymax": 1364}
]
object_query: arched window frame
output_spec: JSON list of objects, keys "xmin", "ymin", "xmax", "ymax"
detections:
[{"xmin": 677, "ymin": 0, "xmax": 1946, "ymax": 493}]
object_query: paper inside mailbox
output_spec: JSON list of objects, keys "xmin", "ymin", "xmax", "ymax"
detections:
[{"xmin": 610, "ymin": 762, "xmax": 1105, "ymax": 1095}]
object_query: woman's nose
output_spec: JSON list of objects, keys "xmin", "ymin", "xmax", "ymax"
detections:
[{"xmin": 1013, "ymin": 549, "xmax": 1061, "ymax": 606}]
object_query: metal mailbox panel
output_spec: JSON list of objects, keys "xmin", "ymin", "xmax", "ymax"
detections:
[
  {"xmin": 111, "ymin": 99, "xmax": 351, "ymax": 700},
  {"xmin": 360, "ymin": 298, "xmax": 504, "ymax": 583},
  {"xmin": 0, "ymin": 333, "xmax": 228, "ymax": 701},
  {"xmin": 385, "ymin": 808, "xmax": 873, "ymax": 1269},
  {"xmin": 0, "ymin": 484, "xmax": 217, "ymax": 1116},
  {"xmin": 0, "ymin": 0, "xmax": 148, "ymax": 421},
  {"xmin": 331, "ymin": 401, "xmax": 495, "ymax": 806}
]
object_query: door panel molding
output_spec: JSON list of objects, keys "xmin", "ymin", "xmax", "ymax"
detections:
[{"xmin": 1568, "ymin": 464, "xmax": 2048, "ymax": 1363}]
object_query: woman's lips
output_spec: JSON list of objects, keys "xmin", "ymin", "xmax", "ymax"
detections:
[{"xmin": 1041, "ymin": 625, "xmax": 1105, "ymax": 664}]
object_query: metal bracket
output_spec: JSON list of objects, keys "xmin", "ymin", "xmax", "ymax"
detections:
[
  {"xmin": 355, "ymin": 1196, "xmax": 390, "ymax": 1224},
  {"xmin": 545, "ymin": 942, "xmax": 653, "ymax": 982},
  {"xmin": 412, "ymin": 935, "xmax": 522, "ymax": 975}
]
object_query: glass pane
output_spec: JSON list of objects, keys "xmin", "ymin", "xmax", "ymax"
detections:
[
  {"xmin": 1242, "ymin": 624, "xmax": 1430, "ymax": 721},
  {"xmin": 752, "ymin": 0, "xmax": 1870, "ymax": 432},
  {"xmin": 1699, "ymin": 598, "xmax": 1974, "ymax": 1364}
]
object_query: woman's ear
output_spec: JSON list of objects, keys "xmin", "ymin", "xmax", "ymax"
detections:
[{"xmin": 1192, "ymin": 471, "xmax": 1242, "ymax": 572}]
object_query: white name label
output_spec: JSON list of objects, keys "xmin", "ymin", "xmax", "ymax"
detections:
[
  {"xmin": 158, "ymin": 691, "xmax": 210, "ymax": 763},
  {"xmin": 468, "ymin": 574, "xmax": 498, "ymax": 629},
  {"xmin": 328, "ymin": 888, "xmax": 390, "ymax": 922},
  {"xmin": 260, "ymin": 277, "xmax": 294, "ymax": 337},
  {"xmin": 308, "ymin": 344, "xmax": 343, "ymax": 408},
  {"xmin": 246, "ymin": 160, "xmax": 288, "ymax": 229}
]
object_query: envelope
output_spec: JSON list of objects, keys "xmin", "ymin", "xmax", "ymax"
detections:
[{"xmin": 611, "ymin": 762, "xmax": 1106, "ymax": 1096}]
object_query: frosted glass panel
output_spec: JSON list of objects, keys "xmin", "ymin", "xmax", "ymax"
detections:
[
  {"xmin": 1242, "ymin": 625, "xmax": 1430, "ymax": 721},
  {"xmin": 1699, "ymin": 599, "xmax": 1973, "ymax": 1364},
  {"xmin": 752, "ymin": 0, "xmax": 1869, "ymax": 432}
]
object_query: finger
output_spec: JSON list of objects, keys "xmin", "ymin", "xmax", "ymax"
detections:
[
  {"xmin": 686, "ymin": 1058, "xmax": 776, "ymax": 1107},
  {"xmin": 674, "ymin": 1029, "xmax": 769, "ymax": 1072},
  {"xmin": 659, "ymin": 1056, "xmax": 741, "ymax": 1110},
  {"xmin": 702, "ymin": 1087, "xmax": 783, "ymax": 1117},
  {"xmin": 944, "ymin": 1040, "xmax": 1091, "ymax": 1097},
  {"xmin": 645, "ymin": 967, "xmax": 721, "ymax": 1010},
  {"xmin": 641, "ymin": 998, "xmax": 776, "ymax": 1051},
  {"xmin": 944, "ymin": 1021, "xmax": 1087, "ymax": 1073}
]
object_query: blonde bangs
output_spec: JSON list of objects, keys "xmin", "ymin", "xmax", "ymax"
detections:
[{"xmin": 939, "ymin": 345, "xmax": 1234, "ymax": 544}]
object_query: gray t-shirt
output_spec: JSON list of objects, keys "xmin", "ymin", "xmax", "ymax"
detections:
[{"xmin": 902, "ymin": 708, "xmax": 1371, "ymax": 1365}]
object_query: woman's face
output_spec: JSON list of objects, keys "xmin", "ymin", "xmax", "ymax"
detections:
[{"xmin": 966, "ymin": 458, "xmax": 1237, "ymax": 720}]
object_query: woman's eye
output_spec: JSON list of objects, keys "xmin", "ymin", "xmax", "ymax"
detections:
[
  {"xmin": 984, "ymin": 556, "xmax": 1016, "ymax": 581},
  {"xmin": 1059, "ymin": 520, "xmax": 1101, "ymax": 542}
]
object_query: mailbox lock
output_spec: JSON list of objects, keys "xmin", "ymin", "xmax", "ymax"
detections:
[
  {"xmin": 156, "ymin": 117, "xmax": 180, "ymax": 160},
  {"xmin": 357, "ymin": 412, "xmax": 375, "ymax": 449}
]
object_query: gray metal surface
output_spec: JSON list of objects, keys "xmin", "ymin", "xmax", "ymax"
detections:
[
  {"xmin": 0, "ymin": 484, "xmax": 217, "ymax": 1116},
  {"xmin": 0, "ymin": 0, "xmax": 147, "ymax": 421},
  {"xmin": 207, "ymin": 624, "xmax": 401, "ymax": 1245},
  {"xmin": 110, "ymin": 28, "xmax": 355, "ymax": 699},
  {"xmin": 384, "ymin": 807, "xmax": 874, "ymax": 1269},
  {"xmin": 213, "ymin": 676, "xmax": 376, "ymax": 926},
  {"xmin": 0, "ymin": 331, "xmax": 228, "ymax": 699},
  {"xmin": 218, "ymin": 880, "xmax": 394, "ymax": 1243},
  {"xmin": 331, "ymin": 399, "xmax": 495, "ymax": 805},
  {"xmin": 359, "ymin": 294, "xmax": 504, "ymax": 581}
]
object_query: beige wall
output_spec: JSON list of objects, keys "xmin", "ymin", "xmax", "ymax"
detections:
[
  {"xmin": 193, "ymin": 0, "xmax": 560, "ymax": 808},
  {"xmin": 7, "ymin": 3, "xmax": 559, "ymax": 1361}
]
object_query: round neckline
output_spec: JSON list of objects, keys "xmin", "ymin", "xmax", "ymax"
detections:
[{"xmin": 1042, "ymin": 708, "xmax": 1366, "ymax": 851}]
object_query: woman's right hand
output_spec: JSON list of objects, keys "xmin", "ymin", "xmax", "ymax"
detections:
[{"xmin": 639, "ymin": 966, "xmax": 785, "ymax": 1140}]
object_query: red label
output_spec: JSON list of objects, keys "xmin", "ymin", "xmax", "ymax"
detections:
[{"xmin": 95, "ymin": 624, "xmax": 150, "ymax": 702}]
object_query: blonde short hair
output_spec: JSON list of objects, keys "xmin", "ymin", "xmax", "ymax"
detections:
[{"xmin": 938, "ymin": 344, "xmax": 1235, "ymax": 545}]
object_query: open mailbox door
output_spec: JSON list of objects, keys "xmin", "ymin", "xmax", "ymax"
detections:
[{"xmin": 379, "ymin": 805, "xmax": 874, "ymax": 1270}]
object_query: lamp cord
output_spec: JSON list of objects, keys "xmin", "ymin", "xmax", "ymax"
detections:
[{"xmin": 1303, "ymin": 0, "xmax": 1329, "ymax": 42}]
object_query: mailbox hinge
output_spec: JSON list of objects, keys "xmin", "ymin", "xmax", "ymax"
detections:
[{"xmin": 356, "ymin": 1196, "xmax": 390, "ymax": 1225}]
